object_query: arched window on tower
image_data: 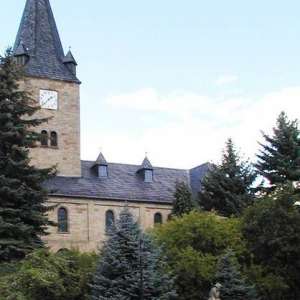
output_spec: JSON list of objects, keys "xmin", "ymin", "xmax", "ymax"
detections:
[
  {"xmin": 40, "ymin": 130, "xmax": 48, "ymax": 147},
  {"xmin": 50, "ymin": 131, "xmax": 58, "ymax": 147},
  {"xmin": 105, "ymin": 210, "xmax": 115, "ymax": 233},
  {"xmin": 154, "ymin": 212, "xmax": 163, "ymax": 225},
  {"xmin": 58, "ymin": 207, "xmax": 68, "ymax": 233}
]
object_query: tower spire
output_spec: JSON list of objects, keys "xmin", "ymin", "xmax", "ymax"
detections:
[{"xmin": 14, "ymin": 0, "xmax": 80, "ymax": 83}]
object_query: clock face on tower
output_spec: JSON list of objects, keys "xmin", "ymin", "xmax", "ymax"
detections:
[{"xmin": 39, "ymin": 89, "xmax": 58, "ymax": 110}]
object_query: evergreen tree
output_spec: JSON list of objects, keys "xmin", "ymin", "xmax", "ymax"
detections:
[
  {"xmin": 256, "ymin": 111, "xmax": 300, "ymax": 190},
  {"xmin": 199, "ymin": 138, "xmax": 257, "ymax": 217},
  {"xmin": 242, "ymin": 183, "xmax": 300, "ymax": 300},
  {"xmin": 172, "ymin": 182, "xmax": 195, "ymax": 217},
  {"xmin": 90, "ymin": 206, "xmax": 176, "ymax": 300},
  {"xmin": 215, "ymin": 250, "xmax": 257, "ymax": 300},
  {"xmin": 0, "ymin": 49, "xmax": 55, "ymax": 262}
]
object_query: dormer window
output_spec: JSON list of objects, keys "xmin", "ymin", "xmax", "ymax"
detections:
[
  {"xmin": 139, "ymin": 156, "xmax": 154, "ymax": 183},
  {"xmin": 94, "ymin": 152, "xmax": 109, "ymax": 178},
  {"xmin": 144, "ymin": 169, "xmax": 153, "ymax": 183},
  {"xmin": 98, "ymin": 165, "xmax": 108, "ymax": 178}
]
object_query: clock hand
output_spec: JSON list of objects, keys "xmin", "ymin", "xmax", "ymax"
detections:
[{"xmin": 43, "ymin": 96, "xmax": 54, "ymax": 106}]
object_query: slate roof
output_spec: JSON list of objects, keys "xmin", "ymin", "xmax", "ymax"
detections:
[
  {"xmin": 14, "ymin": 0, "xmax": 80, "ymax": 83},
  {"xmin": 63, "ymin": 50, "xmax": 77, "ymax": 66},
  {"xmin": 140, "ymin": 157, "xmax": 153, "ymax": 170},
  {"xmin": 95, "ymin": 152, "xmax": 108, "ymax": 166},
  {"xmin": 46, "ymin": 160, "xmax": 210, "ymax": 204}
]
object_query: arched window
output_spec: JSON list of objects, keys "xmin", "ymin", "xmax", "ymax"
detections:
[
  {"xmin": 105, "ymin": 210, "xmax": 115, "ymax": 232},
  {"xmin": 58, "ymin": 207, "xmax": 68, "ymax": 233},
  {"xmin": 50, "ymin": 131, "xmax": 58, "ymax": 147},
  {"xmin": 40, "ymin": 130, "xmax": 48, "ymax": 147},
  {"xmin": 154, "ymin": 212, "xmax": 163, "ymax": 225}
]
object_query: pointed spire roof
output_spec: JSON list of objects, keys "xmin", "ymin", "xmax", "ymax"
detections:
[
  {"xmin": 141, "ymin": 156, "xmax": 153, "ymax": 170},
  {"xmin": 14, "ymin": 0, "xmax": 80, "ymax": 83},
  {"xmin": 14, "ymin": 41, "xmax": 29, "ymax": 56},
  {"xmin": 63, "ymin": 50, "xmax": 77, "ymax": 65},
  {"xmin": 95, "ymin": 152, "xmax": 108, "ymax": 166}
]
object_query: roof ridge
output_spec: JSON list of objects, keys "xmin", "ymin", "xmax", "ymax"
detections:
[{"xmin": 81, "ymin": 160, "xmax": 190, "ymax": 171}]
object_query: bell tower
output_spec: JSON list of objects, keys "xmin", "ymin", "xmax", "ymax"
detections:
[{"xmin": 14, "ymin": 0, "xmax": 81, "ymax": 177}]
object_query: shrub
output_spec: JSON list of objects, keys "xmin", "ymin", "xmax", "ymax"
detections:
[
  {"xmin": 153, "ymin": 211, "xmax": 246, "ymax": 300},
  {"xmin": 0, "ymin": 249, "xmax": 97, "ymax": 300}
]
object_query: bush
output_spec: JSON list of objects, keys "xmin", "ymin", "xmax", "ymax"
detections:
[
  {"xmin": 0, "ymin": 249, "xmax": 97, "ymax": 300},
  {"xmin": 153, "ymin": 211, "xmax": 246, "ymax": 300}
]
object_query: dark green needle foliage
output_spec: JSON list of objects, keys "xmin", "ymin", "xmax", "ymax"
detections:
[
  {"xmin": 199, "ymin": 138, "xmax": 257, "ymax": 217},
  {"xmin": 90, "ymin": 206, "xmax": 176, "ymax": 300},
  {"xmin": 215, "ymin": 250, "xmax": 257, "ymax": 300},
  {"xmin": 242, "ymin": 183, "xmax": 300, "ymax": 300},
  {"xmin": 256, "ymin": 111, "xmax": 300, "ymax": 191},
  {"xmin": 0, "ymin": 49, "xmax": 55, "ymax": 262},
  {"xmin": 172, "ymin": 182, "xmax": 195, "ymax": 217}
]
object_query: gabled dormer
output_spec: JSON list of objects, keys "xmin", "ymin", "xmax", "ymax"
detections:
[
  {"xmin": 94, "ymin": 152, "xmax": 108, "ymax": 178},
  {"xmin": 63, "ymin": 50, "xmax": 77, "ymax": 76},
  {"xmin": 138, "ymin": 157, "xmax": 154, "ymax": 183},
  {"xmin": 14, "ymin": 41, "xmax": 29, "ymax": 66}
]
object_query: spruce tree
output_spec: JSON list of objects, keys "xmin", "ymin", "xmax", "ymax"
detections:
[
  {"xmin": 172, "ymin": 182, "xmax": 195, "ymax": 217},
  {"xmin": 0, "ymin": 49, "xmax": 55, "ymax": 262},
  {"xmin": 199, "ymin": 138, "xmax": 257, "ymax": 217},
  {"xmin": 242, "ymin": 183, "xmax": 300, "ymax": 300},
  {"xmin": 215, "ymin": 250, "xmax": 257, "ymax": 300},
  {"xmin": 256, "ymin": 111, "xmax": 300, "ymax": 190},
  {"xmin": 90, "ymin": 206, "xmax": 176, "ymax": 300}
]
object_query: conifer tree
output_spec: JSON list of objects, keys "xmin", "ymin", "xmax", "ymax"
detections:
[
  {"xmin": 0, "ymin": 49, "xmax": 55, "ymax": 262},
  {"xmin": 199, "ymin": 138, "xmax": 257, "ymax": 217},
  {"xmin": 90, "ymin": 206, "xmax": 176, "ymax": 300},
  {"xmin": 172, "ymin": 182, "xmax": 195, "ymax": 217},
  {"xmin": 242, "ymin": 183, "xmax": 300, "ymax": 300},
  {"xmin": 256, "ymin": 111, "xmax": 300, "ymax": 190},
  {"xmin": 215, "ymin": 250, "xmax": 257, "ymax": 300}
]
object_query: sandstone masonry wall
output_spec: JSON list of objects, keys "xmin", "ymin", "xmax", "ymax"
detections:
[
  {"xmin": 44, "ymin": 197, "xmax": 172, "ymax": 252},
  {"xmin": 20, "ymin": 77, "xmax": 81, "ymax": 177}
]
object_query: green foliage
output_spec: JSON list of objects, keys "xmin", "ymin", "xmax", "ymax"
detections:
[
  {"xmin": 0, "ymin": 49, "xmax": 55, "ymax": 262},
  {"xmin": 0, "ymin": 249, "xmax": 97, "ymax": 300},
  {"xmin": 199, "ymin": 138, "xmax": 257, "ymax": 217},
  {"xmin": 256, "ymin": 111, "xmax": 300, "ymax": 189},
  {"xmin": 153, "ymin": 211, "xmax": 245, "ymax": 300},
  {"xmin": 242, "ymin": 184, "xmax": 300, "ymax": 300},
  {"xmin": 90, "ymin": 206, "xmax": 176, "ymax": 300},
  {"xmin": 172, "ymin": 182, "xmax": 195, "ymax": 217},
  {"xmin": 215, "ymin": 250, "xmax": 257, "ymax": 300}
]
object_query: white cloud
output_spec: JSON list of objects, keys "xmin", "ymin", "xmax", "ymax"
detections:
[
  {"xmin": 82, "ymin": 87, "xmax": 300, "ymax": 169},
  {"xmin": 216, "ymin": 75, "xmax": 239, "ymax": 86}
]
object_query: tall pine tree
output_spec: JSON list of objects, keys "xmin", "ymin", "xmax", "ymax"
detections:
[
  {"xmin": 256, "ymin": 111, "xmax": 300, "ymax": 190},
  {"xmin": 0, "ymin": 49, "xmax": 55, "ymax": 262},
  {"xmin": 172, "ymin": 182, "xmax": 195, "ymax": 217},
  {"xmin": 215, "ymin": 250, "xmax": 257, "ymax": 300},
  {"xmin": 199, "ymin": 138, "xmax": 257, "ymax": 217},
  {"xmin": 90, "ymin": 206, "xmax": 176, "ymax": 300}
]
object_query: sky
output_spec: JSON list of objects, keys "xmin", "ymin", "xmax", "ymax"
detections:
[{"xmin": 1, "ymin": 0, "xmax": 300, "ymax": 169}]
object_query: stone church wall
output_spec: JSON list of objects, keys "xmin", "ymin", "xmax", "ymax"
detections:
[
  {"xmin": 20, "ymin": 77, "xmax": 81, "ymax": 177},
  {"xmin": 43, "ymin": 196, "xmax": 172, "ymax": 252}
]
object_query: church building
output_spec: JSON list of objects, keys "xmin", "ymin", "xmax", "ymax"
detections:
[{"xmin": 13, "ymin": 0, "xmax": 209, "ymax": 252}]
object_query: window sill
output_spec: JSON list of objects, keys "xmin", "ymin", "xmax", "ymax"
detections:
[
  {"xmin": 57, "ymin": 231, "xmax": 70, "ymax": 235},
  {"xmin": 40, "ymin": 146, "xmax": 59, "ymax": 150}
]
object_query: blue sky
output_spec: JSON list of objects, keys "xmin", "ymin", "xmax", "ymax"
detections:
[{"xmin": 1, "ymin": 0, "xmax": 300, "ymax": 168}]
